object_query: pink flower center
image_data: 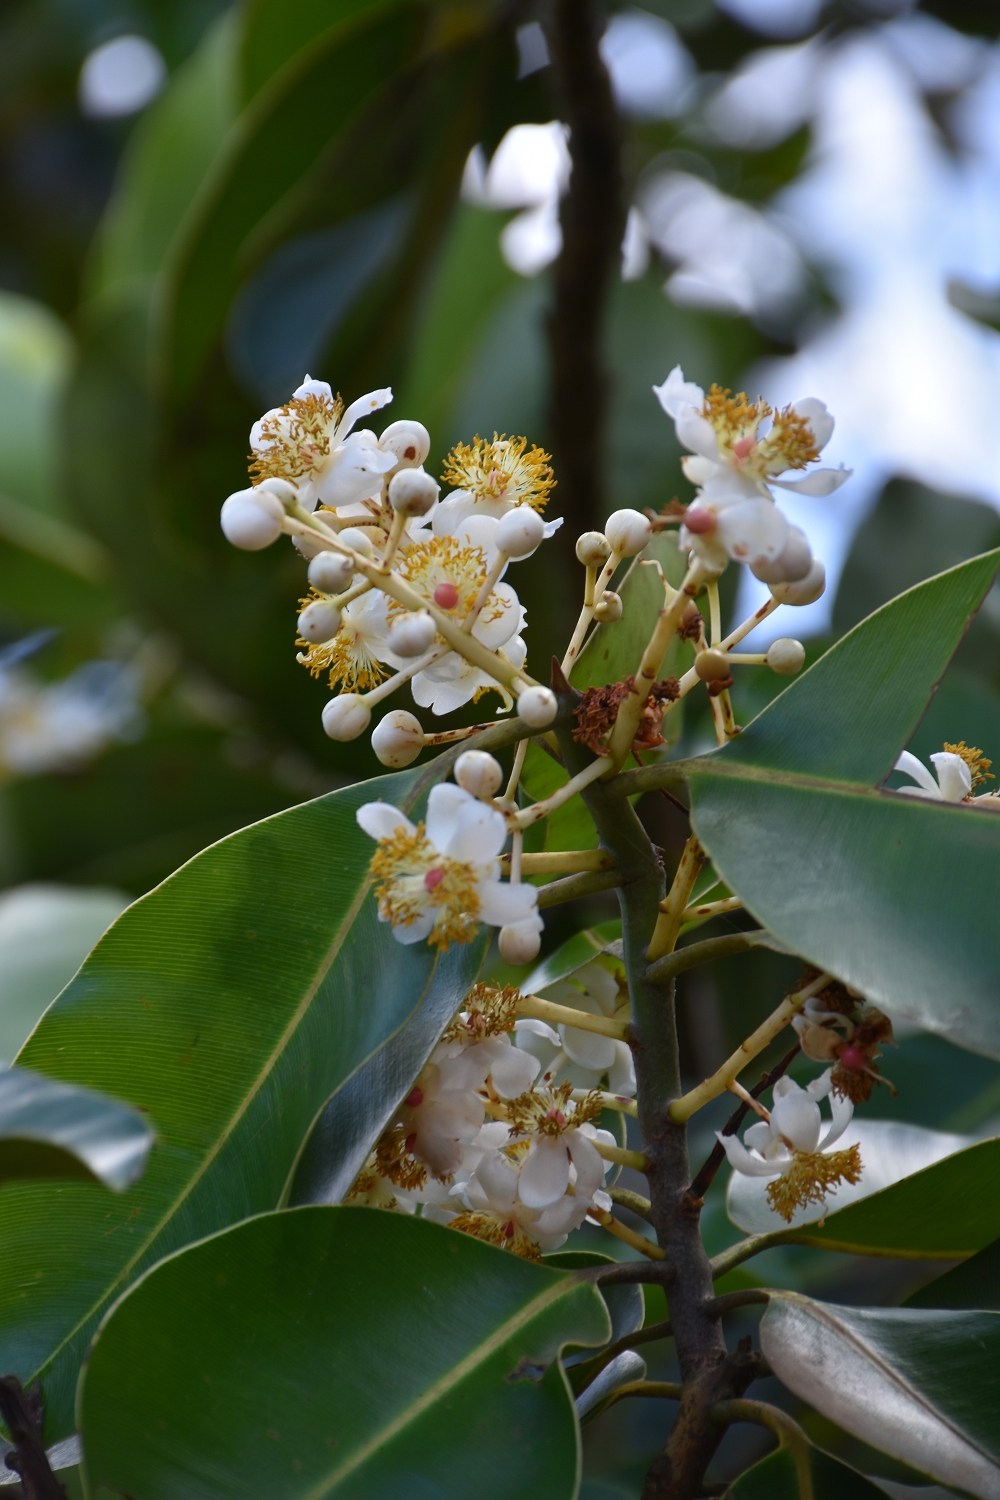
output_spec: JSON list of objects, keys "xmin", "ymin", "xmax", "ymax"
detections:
[
  {"xmin": 733, "ymin": 435, "xmax": 757, "ymax": 460},
  {"xmin": 685, "ymin": 507, "xmax": 715, "ymax": 535},
  {"xmin": 546, "ymin": 1108, "xmax": 566, "ymax": 1125},
  {"xmin": 839, "ymin": 1045, "xmax": 867, "ymax": 1072},
  {"xmin": 405, "ymin": 1132, "xmax": 417, "ymax": 1153},
  {"xmin": 405, "ymin": 1087, "xmax": 424, "ymax": 1107},
  {"xmin": 424, "ymin": 867, "xmax": 445, "ymax": 891},
  {"xmin": 434, "ymin": 582, "xmax": 460, "ymax": 609},
  {"xmin": 502, "ymin": 1219, "xmax": 515, "ymax": 1239}
]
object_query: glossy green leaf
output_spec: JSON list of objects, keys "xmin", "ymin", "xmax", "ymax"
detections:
[
  {"xmin": 0, "ymin": 885, "xmax": 128, "ymax": 1061},
  {"xmin": 724, "ymin": 1443, "xmax": 890, "ymax": 1499},
  {"xmin": 907, "ymin": 1236, "xmax": 1000, "ymax": 1312},
  {"xmin": 727, "ymin": 1123, "xmax": 1000, "ymax": 1258},
  {"xmin": 0, "ymin": 763, "xmax": 484, "ymax": 1441},
  {"xmin": 683, "ymin": 550, "xmax": 1000, "ymax": 1056},
  {"xmin": 78, "ymin": 1206, "xmax": 609, "ymax": 1499},
  {"xmin": 521, "ymin": 921, "xmax": 623, "ymax": 995},
  {"xmin": 0, "ymin": 1065, "xmax": 152, "ymax": 1191},
  {"xmin": 760, "ymin": 1293, "xmax": 1000, "ymax": 1497}
]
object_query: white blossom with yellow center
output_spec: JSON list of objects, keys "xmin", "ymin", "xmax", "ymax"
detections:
[{"xmin": 249, "ymin": 376, "xmax": 397, "ymax": 512}]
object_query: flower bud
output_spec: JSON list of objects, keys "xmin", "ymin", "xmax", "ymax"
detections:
[
  {"xmin": 769, "ymin": 558, "xmax": 826, "ymax": 606},
  {"xmin": 576, "ymin": 531, "xmax": 612, "ymax": 567},
  {"xmin": 517, "ymin": 685, "xmax": 558, "ymax": 728},
  {"xmin": 371, "ymin": 709, "xmax": 424, "ymax": 768},
  {"xmin": 593, "ymin": 590, "xmax": 622, "ymax": 623},
  {"xmin": 378, "ymin": 419, "xmax": 431, "ymax": 470},
  {"xmin": 750, "ymin": 526, "xmax": 812, "ymax": 584},
  {"xmin": 496, "ymin": 506, "xmax": 545, "ymax": 559},
  {"xmin": 694, "ymin": 648, "xmax": 730, "ymax": 682},
  {"xmin": 499, "ymin": 922, "xmax": 542, "ymax": 965},
  {"xmin": 605, "ymin": 509, "xmax": 652, "ymax": 557},
  {"xmin": 454, "ymin": 749, "xmax": 503, "ymax": 799},
  {"xmin": 220, "ymin": 487, "xmax": 284, "ymax": 551},
  {"xmin": 308, "ymin": 550, "xmax": 355, "ymax": 594},
  {"xmin": 388, "ymin": 468, "xmax": 439, "ymax": 517},
  {"xmin": 298, "ymin": 600, "xmax": 343, "ymax": 644},
  {"xmin": 293, "ymin": 532, "xmax": 327, "ymax": 561},
  {"xmin": 322, "ymin": 693, "xmax": 371, "ymax": 741},
  {"xmin": 766, "ymin": 638, "xmax": 806, "ymax": 676},
  {"xmin": 338, "ymin": 526, "xmax": 376, "ymax": 558},
  {"xmin": 257, "ymin": 477, "xmax": 298, "ymax": 509},
  {"xmin": 389, "ymin": 611, "xmax": 437, "ymax": 657}
]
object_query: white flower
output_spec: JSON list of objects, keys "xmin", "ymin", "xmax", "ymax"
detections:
[
  {"xmin": 892, "ymin": 749, "xmax": 971, "ymax": 802},
  {"xmin": 652, "ymin": 365, "xmax": 850, "ymax": 572},
  {"xmin": 514, "ymin": 961, "xmax": 636, "ymax": 1096},
  {"xmin": 411, "ymin": 623, "xmax": 527, "ymax": 716},
  {"xmin": 717, "ymin": 1071, "xmax": 861, "ymax": 1222},
  {"xmin": 357, "ymin": 783, "xmax": 540, "ymax": 951},
  {"xmin": 298, "ymin": 588, "xmax": 395, "ymax": 694},
  {"xmin": 434, "ymin": 433, "xmax": 562, "ymax": 536},
  {"xmin": 0, "ymin": 657, "xmax": 143, "ymax": 778},
  {"xmin": 249, "ymin": 377, "xmax": 397, "ymax": 513}
]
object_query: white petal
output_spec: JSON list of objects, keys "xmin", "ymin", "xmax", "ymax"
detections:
[
  {"xmin": 473, "ymin": 1149, "xmax": 518, "ymax": 1215},
  {"xmin": 567, "ymin": 1131, "xmax": 605, "ymax": 1199},
  {"xmin": 514, "ymin": 1017, "xmax": 561, "ymax": 1047},
  {"xmin": 472, "ymin": 582, "xmax": 524, "ymax": 650},
  {"xmin": 447, "ymin": 798, "xmax": 508, "ymax": 863},
  {"xmin": 391, "ymin": 910, "xmax": 435, "ymax": 944},
  {"xmin": 805, "ymin": 1069, "xmax": 833, "ymax": 1101},
  {"xmin": 425, "ymin": 783, "xmax": 473, "ymax": 852},
  {"xmin": 560, "ymin": 1022, "xmax": 617, "ymax": 1072},
  {"xmin": 336, "ymin": 387, "xmax": 393, "ymax": 440},
  {"xmin": 716, "ymin": 498, "xmax": 789, "ymax": 564},
  {"xmin": 607, "ymin": 1042, "xmax": 636, "ymax": 1096},
  {"xmin": 931, "ymin": 751, "xmax": 972, "ymax": 802},
  {"xmin": 356, "ymin": 802, "xmax": 416, "ymax": 841},
  {"xmin": 717, "ymin": 1132, "xmax": 780, "ymax": 1177},
  {"xmin": 771, "ymin": 1089, "xmax": 822, "ymax": 1154},
  {"xmin": 652, "ymin": 365, "xmax": 705, "ymax": 418},
  {"xmin": 770, "ymin": 466, "xmax": 852, "ymax": 496},
  {"xmin": 791, "ymin": 397, "xmax": 834, "ymax": 452},
  {"xmin": 474, "ymin": 1120, "xmax": 513, "ymax": 1150},
  {"xmin": 743, "ymin": 1120, "xmax": 774, "ymax": 1153},
  {"xmin": 819, "ymin": 1091, "xmax": 854, "ymax": 1151},
  {"xmin": 487, "ymin": 1038, "xmax": 540, "ymax": 1097},
  {"xmin": 893, "ymin": 750, "xmax": 941, "ymax": 798},
  {"xmin": 681, "ymin": 454, "xmax": 719, "ymax": 486},
  {"xmin": 676, "ymin": 410, "xmax": 720, "ymax": 462},
  {"xmin": 542, "ymin": 517, "xmax": 563, "ymax": 538},
  {"xmin": 575, "ymin": 962, "xmax": 620, "ymax": 1015},
  {"xmin": 518, "ymin": 1136, "xmax": 571, "ymax": 1209},
  {"xmin": 477, "ymin": 882, "xmax": 540, "ymax": 927},
  {"xmin": 431, "ymin": 491, "xmax": 477, "ymax": 535}
]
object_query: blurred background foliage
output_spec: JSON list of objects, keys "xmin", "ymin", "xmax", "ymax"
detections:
[{"xmin": 2, "ymin": 0, "xmax": 1000, "ymax": 1491}]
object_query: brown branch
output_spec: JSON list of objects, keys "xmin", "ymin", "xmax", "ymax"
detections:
[
  {"xmin": 546, "ymin": 0, "xmax": 625, "ymax": 534},
  {"xmin": 686, "ymin": 1043, "xmax": 801, "ymax": 1204},
  {"xmin": 0, "ymin": 1378, "xmax": 65, "ymax": 1500}
]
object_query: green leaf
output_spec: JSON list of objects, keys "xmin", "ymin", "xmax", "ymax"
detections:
[
  {"xmin": 724, "ymin": 1443, "xmax": 891, "ymax": 1499},
  {"xmin": 78, "ymin": 1206, "xmax": 609, "ymax": 1499},
  {"xmin": 0, "ymin": 1065, "xmax": 152, "ymax": 1191},
  {"xmin": 521, "ymin": 921, "xmax": 622, "ymax": 995},
  {"xmin": 0, "ymin": 885, "xmax": 128, "ymax": 1062},
  {"xmin": 760, "ymin": 1293, "xmax": 1000, "ymax": 1495},
  {"xmin": 907, "ymin": 1236, "xmax": 1000, "ymax": 1312},
  {"xmin": 727, "ymin": 1124, "xmax": 1000, "ymax": 1258},
  {"xmin": 682, "ymin": 551, "xmax": 1000, "ymax": 1056},
  {"xmin": 0, "ymin": 763, "xmax": 484, "ymax": 1441}
]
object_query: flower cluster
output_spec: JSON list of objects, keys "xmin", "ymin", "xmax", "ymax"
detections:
[
  {"xmin": 221, "ymin": 375, "xmax": 565, "ymax": 757},
  {"xmin": 347, "ymin": 983, "xmax": 620, "ymax": 1258},
  {"xmin": 718, "ymin": 1069, "xmax": 862, "ymax": 1222},
  {"xmin": 653, "ymin": 365, "xmax": 850, "ymax": 596}
]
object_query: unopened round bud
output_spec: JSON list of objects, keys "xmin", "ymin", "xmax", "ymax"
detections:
[
  {"xmin": 605, "ymin": 508, "xmax": 652, "ymax": 557},
  {"xmin": 751, "ymin": 526, "xmax": 812, "ymax": 584},
  {"xmin": 454, "ymin": 749, "xmax": 504, "ymax": 799},
  {"xmin": 576, "ymin": 531, "xmax": 612, "ymax": 567},
  {"xmin": 594, "ymin": 590, "xmax": 622, "ymax": 623},
  {"xmin": 338, "ymin": 526, "xmax": 376, "ymax": 558},
  {"xmin": 308, "ymin": 550, "xmax": 355, "ymax": 594},
  {"xmin": 257, "ymin": 477, "xmax": 298, "ymax": 509},
  {"xmin": 298, "ymin": 600, "xmax": 343, "ymax": 644},
  {"xmin": 517, "ymin": 685, "xmax": 558, "ymax": 728},
  {"xmin": 388, "ymin": 610, "xmax": 437, "ymax": 657},
  {"xmin": 322, "ymin": 693, "xmax": 371, "ymax": 741},
  {"xmin": 378, "ymin": 419, "xmax": 431, "ymax": 470},
  {"xmin": 769, "ymin": 558, "xmax": 826, "ymax": 606},
  {"xmin": 498, "ymin": 922, "xmax": 541, "ymax": 965},
  {"xmin": 220, "ymin": 487, "xmax": 284, "ymax": 551},
  {"xmin": 766, "ymin": 638, "xmax": 806, "ymax": 676},
  {"xmin": 388, "ymin": 468, "xmax": 439, "ymax": 517},
  {"xmin": 496, "ymin": 505, "xmax": 545, "ymax": 559},
  {"xmin": 694, "ymin": 648, "xmax": 730, "ymax": 682},
  {"xmin": 293, "ymin": 531, "xmax": 327, "ymax": 561},
  {"xmin": 371, "ymin": 710, "xmax": 425, "ymax": 768}
]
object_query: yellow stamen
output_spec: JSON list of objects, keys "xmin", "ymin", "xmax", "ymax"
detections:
[
  {"xmin": 248, "ymin": 390, "xmax": 342, "ymax": 484},
  {"xmin": 944, "ymin": 740, "xmax": 994, "ymax": 791},
  {"xmin": 766, "ymin": 1145, "xmax": 863, "ymax": 1222},
  {"xmin": 443, "ymin": 984, "xmax": 520, "ymax": 1043},
  {"xmin": 448, "ymin": 1210, "xmax": 541, "ymax": 1260},
  {"xmin": 441, "ymin": 433, "xmax": 556, "ymax": 513},
  {"xmin": 369, "ymin": 823, "xmax": 482, "ymax": 951}
]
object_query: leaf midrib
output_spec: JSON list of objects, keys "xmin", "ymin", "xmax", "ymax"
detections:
[{"xmin": 304, "ymin": 1278, "xmax": 588, "ymax": 1498}]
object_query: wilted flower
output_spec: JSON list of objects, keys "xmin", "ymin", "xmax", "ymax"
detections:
[
  {"xmin": 718, "ymin": 1071, "xmax": 861, "ymax": 1222},
  {"xmin": 357, "ymin": 784, "xmax": 540, "ymax": 951},
  {"xmin": 652, "ymin": 365, "xmax": 850, "ymax": 575}
]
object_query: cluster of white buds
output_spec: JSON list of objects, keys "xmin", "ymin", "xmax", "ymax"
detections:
[
  {"xmin": 348, "ymin": 983, "xmax": 621, "ymax": 1259},
  {"xmin": 653, "ymin": 365, "xmax": 850, "ymax": 599},
  {"xmin": 219, "ymin": 376, "xmax": 566, "ymax": 759}
]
